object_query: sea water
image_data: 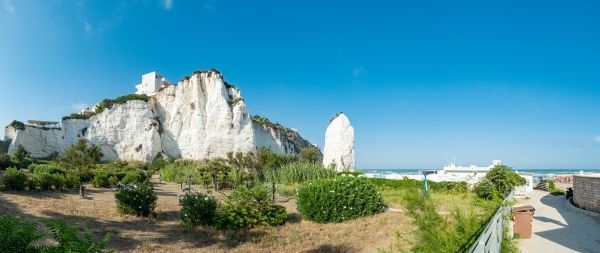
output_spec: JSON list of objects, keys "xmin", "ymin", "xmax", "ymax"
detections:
[{"xmin": 358, "ymin": 168, "xmax": 600, "ymax": 179}]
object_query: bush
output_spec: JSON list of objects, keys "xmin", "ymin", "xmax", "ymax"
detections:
[
  {"xmin": 92, "ymin": 171, "xmax": 110, "ymax": 188},
  {"xmin": 213, "ymin": 186, "xmax": 287, "ymax": 229},
  {"xmin": 115, "ymin": 182, "xmax": 157, "ymax": 217},
  {"xmin": 179, "ymin": 192, "xmax": 218, "ymax": 226},
  {"xmin": 264, "ymin": 162, "xmax": 337, "ymax": 184},
  {"xmin": 0, "ymin": 153, "xmax": 13, "ymax": 170},
  {"xmin": 33, "ymin": 173, "xmax": 66, "ymax": 191},
  {"xmin": 0, "ymin": 215, "xmax": 46, "ymax": 252},
  {"xmin": 11, "ymin": 145, "xmax": 31, "ymax": 168},
  {"xmin": 2, "ymin": 167, "xmax": 28, "ymax": 191},
  {"xmin": 59, "ymin": 139, "xmax": 103, "ymax": 181},
  {"xmin": 297, "ymin": 177, "xmax": 384, "ymax": 223},
  {"xmin": 0, "ymin": 215, "xmax": 112, "ymax": 253},
  {"xmin": 64, "ymin": 171, "xmax": 80, "ymax": 190},
  {"xmin": 485, "ymin": 165, "xmax": 526, "ymax": 195},
  {"xmin": 160, "ymin": 160, "xmax": 204, "ymax": 184},
  {"xmin": 121, "ymin": 170, "xmax": 147, "ymax": 184},
  {"xmin": 474, "ymin": 180, "xmax": 497, "ymax": 200}
]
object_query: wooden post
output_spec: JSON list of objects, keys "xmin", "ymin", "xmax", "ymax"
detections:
[{"xmin": 272, "ymin": 181, "xmax": 276, "ymax": 203}]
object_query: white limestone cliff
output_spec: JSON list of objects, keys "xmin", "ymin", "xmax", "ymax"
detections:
[
  {"xmin": 323, "ymin": 113, "xmax": 356, "ymax": 171},
  {"xmin": 4, "ymin": 69, "xmax": 318, "ymax": 162}
]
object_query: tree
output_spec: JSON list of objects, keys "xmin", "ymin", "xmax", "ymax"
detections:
[
  {"xmin": 300, "ymin": 146, "xmax": 321, "ymax": 163},
  {"xmin": 474, "ymin": 180, "xmax": 497, "ymax": 200},
  {"xmin": 485, "ymin": 165, "xmax": 526, "ymax": 195},
  {"xmin": 59, "ymin": 139, "xmax": 103, "ymax": 180},
  {"xmin": 11, "ymin": 145, "xmax": 31, "ymax": 168},
  {"xmin": 201, "ymin": 159, "xmax": 232, "ymax": 190},
  {"xmin": 257, "ymin": 148, "xmax": 297, "ymax": 170}
]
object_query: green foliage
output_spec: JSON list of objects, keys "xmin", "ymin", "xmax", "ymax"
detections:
[
  {"xmin": 0, "ymin": 215, "xmax": 112, "ymax": 253},
  {"xmin": 367, "ymin": 177, "xmax": 468, "ymax": 193},
  {"xmin": 297, "ymin": 177, "xmax": 384, "ymax": 223},
  {"xmin": 8, "ymin": 120, "xmax": 26, "ymax": 130},
  {"xmin": 42, "ymin": 219, "xmax": 112, "ymax": 253},
  {"xmin": 474, "ymin": 180, "xmax": 497, "ymax": 200},
  {"xmin": 2, "ymin": 167, "xmax": 28, "ymax": 191},
  {"xmin": 257, "ymin": 147, "xmax": 297, "ymax": 171},
  {"xmin": 201, "ymin": 159, "xmax": 233, "ymax": 190},
  {"xmin": 485, "ymin": 165, "xmax": 526, "ymax": 195},
  {"xmin": 160, "ymin": 160, "xmax": 205, "ymax": 184},
  {"xmin": 92, "ymin": 171, "xmax": 110, "ymax": 188},
  {"xmin": 0, "ymin": 215, "xmax": 46, "ymax": 253},
  {"xmin": 329, "ymin": 112, "xmax": 343, "ymax": 123},
  {"xmin": 535, "ymin": 179, "xmax": 556, "ymax": 190},
  {"xmin": 226, "ymin": 152, "xmax": 260, "ymax": 186},
  {"xmin": 213, "ymin": 186, "xmax": 287, "ymax": 229},
  {"xmin": 59, "ymin": 139, "xmax": 103, "ymax": 181},
  {"xmin": 0, "ymin": 139, "xmax": 10, "ymax": 154},
  {"xmin": 115, "ymin": 182, "xmax": 157, "ymax": 217},
  {"xmin": 121, "ymin": 170, "xmax": 146, "ymax": 185},
  {"xmin": 179, "ymin": 192, "xmax": 218, "ymax": 226},
  {"xmin": 400, "ymin": 191, "xmax": 500, "ymax": 253},
  {"xmin": 62, "ymin": 94, "xmax": 149, "ymax": 121},
  {"xmin": 11, "ymin": 145, "xmax": 32, "ymax": 168},
  {"xmin": 299, "ymin": 146, "xmax": 321, "ymax": 163},
  {"xmin": 264, "ymin": 162, "xmax": 337, "ymax": 184},
  {"xmin": 0, "ymin": 153, "xmax": 14, "ymax": 169}
]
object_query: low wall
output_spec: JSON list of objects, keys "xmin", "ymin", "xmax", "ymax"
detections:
[{"xmin": 573, "ymin": 174, "xmax": 600, "ymax": 213}]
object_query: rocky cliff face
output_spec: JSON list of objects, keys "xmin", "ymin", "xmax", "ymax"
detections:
[
  {"xmin": 323, "ymin": 113, "xmax": 356, "ymax": 171},
  {"xmin": 4, "ymin": 70, "xmax": 317, "ymax": 162}
]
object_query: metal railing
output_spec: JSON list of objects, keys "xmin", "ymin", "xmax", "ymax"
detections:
[{"xmin": 468, "ymin": 191, "xmax": 514, "ymax": 253}]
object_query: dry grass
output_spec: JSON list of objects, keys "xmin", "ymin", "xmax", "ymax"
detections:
[{"xmin": 0, "ymin": 180, "xmax": 414, "ymax": 253}]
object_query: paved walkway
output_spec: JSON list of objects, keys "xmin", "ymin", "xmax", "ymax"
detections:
[{"xmin": 518, "ymin": 190, "xmax": 600, "ymax": 253}]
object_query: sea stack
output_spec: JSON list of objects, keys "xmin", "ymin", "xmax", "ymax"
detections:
[{"xmin": 323, "ymin": 113, "xmax": 356, "ymax": 171}]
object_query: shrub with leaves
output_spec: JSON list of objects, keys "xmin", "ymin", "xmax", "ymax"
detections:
[
  {"xmin": 59, "ymin": 139, "xmax": 103, "ymax": 181},
  {"xmin": 0, "ymin": 153, "xmax": 14, "ymax": 170},
  {"xmin": 115, "ymin": 182, "xmax": 157, "ymax": 217},
  {"xmin": 2, "ymin": 167, "xmax": 28, "ymax": 191},
  {"xmin": 92, "ymin": 171, "xmax": 110, "ymax": 188},
  {"xmin": 43, "ymin": 219, "xmax": 112, "ymax": 253},
  {"xmin": 11, "ymin": 145, "xmax": 32, "ymax": 168},
  {"xmin": 474, "ymin": 179, "xmax": 497, "ymax": 200},
  {"xmin": 485, "ymin": 165, "xmax": 526, "ymax": 195},
  {"xmin": 0, "ymin": 215, "xmax": 46, "ymax": 252},
  {"xmin": 297, "ymin": 177, "xmax": 384, "ymax": 223},
  {"xmin": 213, "ymin": 186, "xmax": 287, "ymax": 229},
  {"xmin": 179, "ymin": 192, "xmax": 218, "ymax": 226}
]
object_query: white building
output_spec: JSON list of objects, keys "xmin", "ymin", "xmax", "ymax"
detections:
[{"xmin": 135, "ymin": 71, "xmax": 172, "ymax": 96}]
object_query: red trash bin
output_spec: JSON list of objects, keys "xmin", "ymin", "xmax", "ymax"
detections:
[{"xmin": 512, "ymin": 205, "xmax": 535, "ymax": 239}]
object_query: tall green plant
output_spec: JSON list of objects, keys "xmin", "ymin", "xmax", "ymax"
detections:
[
  {"xmin": 0, "ymin": 215, "xmax": 46, "ymax": 252},
  {"xmin": 485, "ymin": 165, "xmax": 526, "ymax": 195},
  {"xmin": 59, "ymin": 139, "xmax": 103, "ymax": 181},
  {"xmin": 264, "ymin": 162, "xmax": 337, "ymax": 184}
]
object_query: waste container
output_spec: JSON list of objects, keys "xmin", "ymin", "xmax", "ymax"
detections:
[{"xmin": 512, "ymin": 205, "xmax": 535, "ymax": 239}]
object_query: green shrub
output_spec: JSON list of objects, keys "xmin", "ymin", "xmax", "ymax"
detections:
[
  {"xmin": 8, "ymin": 120, "xmax": 25, "ymax": 130},
  {"xmin": 2, "ymin": 167, "xmax": 28, "ymax": 191},
  {"xmin": 485, "ymin": 165, "xmax": 526, "ymax": 195},
  {"xmin": 299, "ymin": 146, "xmax": 321, "ymax": 163},
  {"xmin": 64, "ymin": 171, "xmax": 80, "ymax": 190},
  {"xmin": 29, "ymin": 164, "xmax": 65, "ymax": 175},
  {"xmin": 179, "ymin": 192, "xmax": 218, "ymax": 226},
  {"xmin": 297, "ymin": 177, "xmax": 384, "ymax": 223},
  {"xmin": 367, "ymin": 177, "xmax": 424, "ymax": 189},
  {"xmin": 0, "ymin": 215, "xmax": 46, "ymax": 252},
  {"xmin": 115, "ymin": 182, "xmax": 157, "ymax": 217},
  {"xmin": 121, "ymin": 170, "xmax": 147, "ymax": 184},
  {"xmin": 43, "ymin": 219, "xmax": 112, "ymax": 253},
  {"xmin": 59, "ymin": 139, "xmax": 103, "ymax": 181},
  {"xmin": 33, "ymin": 173, "xmax": 66, "ymax": 191},
  {"xmin": 0, "ymin": 153, "xmax": 14, "ymax": 169},
  {"xmin": 92, "ymin": 171, "xmax": 110, "ymax": 188},
  {"xmin": 108, "ymin": 176, "xmax": 119, "ymax": 186},
  {"xmin": 11, "ymin": 145, "xmax": 31, "ymax": 168},
  {"xmin": 257, "ymin": 147, "xmax": 298, "ymax": 170},
  {"xmin": 214, "ymin": 186, "xmax": 287, "ymax": 229},
  {"xmin": 474, "ymin": 180, "xmax": 497, "ymax": 200},
  {"xmin": 264, "ymin": 162, "xmax": 337, "ymax": 185}
]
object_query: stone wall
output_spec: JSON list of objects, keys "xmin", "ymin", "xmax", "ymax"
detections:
[{"xmin": 573, "ymin": 174, "xmax": 600, "ymax": 213}]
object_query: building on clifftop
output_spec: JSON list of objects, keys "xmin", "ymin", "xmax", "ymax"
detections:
[{"xmin": 135, "ymin": 71, "xmax": 172, "ymax": 96}]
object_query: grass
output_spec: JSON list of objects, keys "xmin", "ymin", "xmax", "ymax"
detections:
[{"xmin": 263, "ymin": 162, "xmax": 337, "ymax": 185}]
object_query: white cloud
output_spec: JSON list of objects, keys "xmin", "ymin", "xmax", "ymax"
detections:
[
  {"xmin": 71, "ymin": 103, "xmax": 90, "ymax": 112},
  {"xmin": 353, "ymin": 66, "xmax": 365, "ymax": 77},
  {"xmin": 162, "ymin": 0, "xmax": 173, "ymax": 10},
  {"xmin": 593, "ymin": 135, "xmax": 600, "ymax": 143},
  {"xmin": 3, "ymin": 0, "xmax": 15, "ymax": 15}
]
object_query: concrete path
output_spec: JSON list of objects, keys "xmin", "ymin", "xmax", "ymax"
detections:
[{"xmin": 518, "ymin": 190, "xmax": 600, "ymax": 253}]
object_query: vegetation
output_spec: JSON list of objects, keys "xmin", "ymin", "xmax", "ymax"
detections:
[
  {"xmin": 329, "ymin": 112, "xmax": 343, "ymax": 123},
  {"xmin": 8, "ymin": 120, "xmax": 25, "ymax": 130},
  {"xmin": 214, "ymin": 186, "xmax": 287, "ymax": 229},
  {"xmin": 485, "ymin": 165, "xmax": 526, "ymax": 195},
  {"xmin": 12, "ymin": 145, "xmax": 32, "ymax": 168},
  {"xmin": 264, "ymin": 162, "xmax": 337, "ymax": 185},
  {"xmin": 2, "ymin": 167, "xmax": 28, "ymax": 191},
  {"xmin": 0, "ymin": 215, "xmax": 112, "ymax": 253},
  {"xmin": 179, "ymin": 192, "xmax": 218, "ymax": 226},
  {"xmin": 115, "ymin": 181, "xmax": 157, "ymax": 217},
  {"xmin": 299, "ymin": 146, "xmax": 321, "ymax": 163},
  {"xmin": 297, "ymin": 177, "xmax": 384, "ymax": 223},
  {"xmin": 0, "ymin": 153, "xmax": 14, "ymax": 169},
  {"xmin": 59, "ymin": 139, "xmax": 103, "ymax": 181},
  {"xmin": 62, "ymin": 94, "xmax": 149, "ymax": 120},
  {"xmin": 257, "ymin": 147, "xmax": 297, "ymax": 171}
]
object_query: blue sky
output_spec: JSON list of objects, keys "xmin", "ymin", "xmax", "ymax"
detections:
[{"xmin": 1, "ymin": 0, "xmax": 600, "ymax": 169}]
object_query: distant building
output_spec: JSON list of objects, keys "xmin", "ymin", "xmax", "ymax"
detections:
[
  {"xmin": 26, "ymin": 120, "xmax": 60, "ymax": 128},
  {"xmin": 135, "ymin": 71, "xmax": 172, "ymax": 96}
]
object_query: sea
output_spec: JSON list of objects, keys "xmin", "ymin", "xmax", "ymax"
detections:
[{"xmin": 358, "ymin": 168, "xmax": 600, "ymax": 179}]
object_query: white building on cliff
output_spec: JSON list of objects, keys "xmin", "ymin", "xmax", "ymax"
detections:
[{"xmin": 135, "ymin": 71, "xmax": 172, "ymax": 96}]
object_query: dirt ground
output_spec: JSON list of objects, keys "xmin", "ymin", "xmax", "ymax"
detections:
[{"xmin": 0, "ymin": 180, "xmax": 414, "ymax": 253}]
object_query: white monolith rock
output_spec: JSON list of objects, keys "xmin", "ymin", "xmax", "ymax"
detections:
[{"xmin": 323, "ymin": 113, "xmax": 355, "ymax": 171}]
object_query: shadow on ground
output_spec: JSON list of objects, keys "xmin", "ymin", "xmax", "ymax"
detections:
[{"xmin": 535, "ymin": 194, "xmax": 600, "ymax": 253}]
